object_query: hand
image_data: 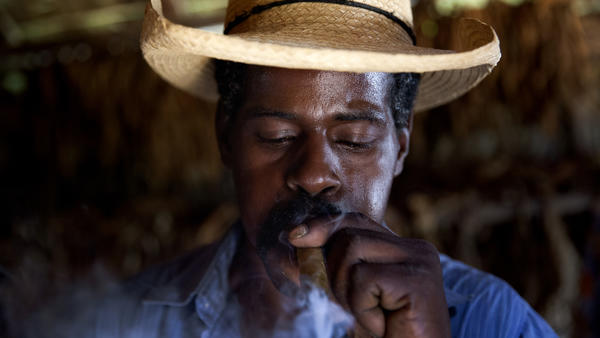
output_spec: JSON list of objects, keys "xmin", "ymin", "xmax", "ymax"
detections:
[{"xmin": 289, "ymin": 213, "xmax": 451, "ymax": 338}]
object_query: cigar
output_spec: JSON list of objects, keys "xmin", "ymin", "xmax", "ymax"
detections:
[
  {"xmin": 298, "ymin": 248, "xmax": 352, "ymax": 337},
  {"xmin": 297, "ymin": 247, "xmax": 333, "ymax": 298}
]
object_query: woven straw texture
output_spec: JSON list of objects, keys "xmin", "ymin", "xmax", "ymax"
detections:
[
  {"xmin": 141, "ymin": 0, "xmax": 501, "ymax": 112},
  {"xmin": 225, "ymin": 0, "xmax": 414, "ymax": 30},
  {"xmin": 227, "ymin": 3, "xmax": 415, "ymax": 50}
]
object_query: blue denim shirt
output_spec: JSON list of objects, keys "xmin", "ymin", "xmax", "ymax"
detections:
[{"xmin": 95, "ymin": 225, "xmax": 557, "ymax": 338}]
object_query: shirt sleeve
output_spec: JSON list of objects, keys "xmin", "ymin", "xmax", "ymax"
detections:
[
  {"xmin": 451, "ymin": 279, "xmax": 557, "ymax": 338},
  {"xmin": 441, "ymin": 255, "xmax": 557, "ymax": 338}
]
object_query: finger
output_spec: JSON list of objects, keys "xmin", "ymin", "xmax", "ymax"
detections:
[
  {"xmin": 289, "ymin": 213, "xmax": 393, "ymax": 248},
  {"xmin": 347, "ymin": 263, "xmax": 416, "ymax": 336},
  {"xmin": 327, "ymin": 230, "xmax": 438, "ymax": 282},
  {"xmin": 349, "ymin": 262, "xmax": 449, "ymax": 338},
  {"xmin": 288, "ymin": 216, "xmax": 341, "ymax": 247},
  {"xmin": 354, "ymin": 307, "xmax": 386, "ymax": 338},
  {"xmin": 323, "ymin": 231, "xmax": 403, "ymax": 315},
  {"xmin": 326, "ymin": 229, "xmax": 419, "ymax": 297},
  {"xmin": 348, "ymin": 263, "xmax": 419, "ymax": 311},
  {"xmin": 384, "ymin": 299, "xmax": 451, "ymax": 338},
  {"xmin": 348, "ymin": 266, "xmax": 387, "ymax": 338}
]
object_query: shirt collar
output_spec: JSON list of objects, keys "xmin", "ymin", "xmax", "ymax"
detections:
[
  {"xmin": 142, "ymin": 224, "xmax": 241, "ymax": 327},
  {"xmin": 192, "ymin": 226, "xmax": 241, "ymax": 328}
]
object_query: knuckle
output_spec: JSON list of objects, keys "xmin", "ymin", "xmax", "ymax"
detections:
[
  {"xmin": 413, "ymin": 238, "xmax": 438, "ymax": 252},
  {"xmin": 402, "ymin": 238, "xmax": 439, "ymax": 258},
  {"xmin": 349, "ymin": 262, "xmax": 370, "ymax": 286}
]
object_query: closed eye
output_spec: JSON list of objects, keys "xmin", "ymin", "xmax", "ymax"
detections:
[
  {"xmin": 258, "ymin": 135, "xmax": 297, "ymax": 145},
  {"xmin": 336, "ymin": 140, "xmax": 373, "ymax": 150}
]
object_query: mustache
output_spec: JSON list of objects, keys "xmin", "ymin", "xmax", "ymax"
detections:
[{"xmin": 256, "ymin": 192, "xmax": 342, "ymax": 258}]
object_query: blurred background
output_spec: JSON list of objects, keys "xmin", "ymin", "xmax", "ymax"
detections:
[{"xmin": 0, "ymin": 0, "xmax": 599, "ymax": 336}]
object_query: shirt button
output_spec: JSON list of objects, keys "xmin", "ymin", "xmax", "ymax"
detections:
[{"xmin": 448, "ymin": 306, "xmax": 457, "ymax": 318}]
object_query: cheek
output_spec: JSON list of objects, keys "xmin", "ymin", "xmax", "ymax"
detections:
[
  {"xmin": 342, "ymin": 144, "xmax": 397, "ymax": 222},
  {"xmin": 366, "ymin": 163, "xmax": 395, "ymax": 221}
]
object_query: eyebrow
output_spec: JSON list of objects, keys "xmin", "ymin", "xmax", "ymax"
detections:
[{"xmin": 333, "ymin": 111, "xmax": 387, "ymax": 126}]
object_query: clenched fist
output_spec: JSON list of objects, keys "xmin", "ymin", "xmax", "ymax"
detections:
[{"xmin": 289, "ymin": 213, "xmax": 451, "ymax": 338}]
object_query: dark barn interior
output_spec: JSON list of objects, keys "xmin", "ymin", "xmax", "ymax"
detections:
[{"xmin": 1, "ymin": 0, "xmax": 599, "ymax": 336}]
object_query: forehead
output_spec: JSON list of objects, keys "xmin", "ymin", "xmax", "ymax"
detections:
[{"xmin": 240, "ymin": 66, "xmax": 394, "ymax": 115}]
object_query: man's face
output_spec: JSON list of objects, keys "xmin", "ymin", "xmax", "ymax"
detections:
[{"xmin": 219, "ymin": 66, "xmax": 410, "ymax": 248}]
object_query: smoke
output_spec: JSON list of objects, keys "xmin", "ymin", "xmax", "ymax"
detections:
[
  {"xmin": 0, "ymin": 192, "xmax": 356, "ymax": 337},
  {"xmin": 284, "ymin": 280, "xmax": 354, "ymax": 338},
  {"xmin": 0, "ymin": 262, "xmax": 354, "ymax": 338}
]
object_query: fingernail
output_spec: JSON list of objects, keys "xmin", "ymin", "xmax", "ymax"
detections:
[{"xmin": 290, "ymin": 225, "xmax": 308, "ymax": 239}]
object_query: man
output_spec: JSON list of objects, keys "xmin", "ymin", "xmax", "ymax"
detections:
[{"xmin": 107, "ymin": 0, "xmax": 558, "ymax": 336}]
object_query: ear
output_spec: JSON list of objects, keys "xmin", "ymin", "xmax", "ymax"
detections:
[
  {"xmin": 215, "ymin": 100, "xmax": 233, "ymax": 168},
  {"xmin": 393, "ymin": 114, "xmax": 413, "ymax": 177}
]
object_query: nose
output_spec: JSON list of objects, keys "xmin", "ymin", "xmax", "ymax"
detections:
[{"xmin": 285, "ymin": 136, "xmax": 341, "ymax": 197}]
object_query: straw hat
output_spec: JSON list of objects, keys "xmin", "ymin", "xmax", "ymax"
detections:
[{"xmin": 140, "ymin": 0, "xmax": 501, "ymax": 112}]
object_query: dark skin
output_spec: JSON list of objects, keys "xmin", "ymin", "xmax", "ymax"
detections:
[{"xmin": 219, "ymin": 66, "xmax": 451, "ymax": 338}]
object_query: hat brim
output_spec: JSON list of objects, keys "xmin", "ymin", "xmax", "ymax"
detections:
[{"xmin": 140, "ymin": 2, "xmax": 500, "ymax": 112}]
